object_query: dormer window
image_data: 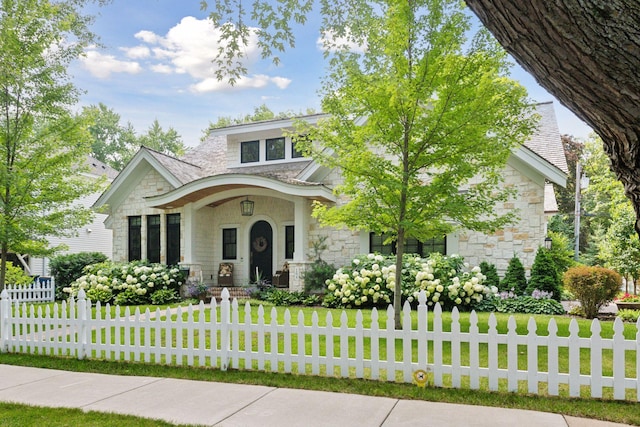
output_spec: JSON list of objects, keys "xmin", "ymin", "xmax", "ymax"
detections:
[
  {"xmin": 241, "ymin": 140, "xmax": 259, "ymax": 163},
  {"xmin": 266, "ymin": 137, "xmax": 285, "ymax": 161}
]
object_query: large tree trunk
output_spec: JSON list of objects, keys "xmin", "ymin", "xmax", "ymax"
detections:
[{"xmin": 465, "ymin": 1, "xmax": 640, "ymax": 234}]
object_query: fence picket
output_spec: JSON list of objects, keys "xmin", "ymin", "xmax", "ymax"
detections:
[
  {"xmin": 1, "ymin": 289, "xmax": 639, "ymax": 402},
  {"xmin": 590, "ymin": 319, "xmax": 603, "ymax": 398}
]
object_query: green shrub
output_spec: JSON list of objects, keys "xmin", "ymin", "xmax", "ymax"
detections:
[
  {"xmin": 303, "ymin": 259, "xmax": 335, "ymax": 294},
  {"xmin": 547, "ymin": 231, "xmax": 575, "ymax": 277},
  {"xmin": 475, "ymin": 293, "xmax": 565, "ymax": 315},
  {"xmin": 526, "ymin": 248, "xmax": 561, "ymax": 301},
  {"xmin": 500, "ymin": 255, "xmax": 527, "ymax": 294},
  {"xmin": 256, "ymin": 288, "xmax": 320, "ymax": 306},
  {"xmin": 616, "ymin": 309, "xmax": 640, "ymax": 322},
  {"xmin": 563, "ymin": 265, "xmax": 621, "ymax": 319},
  {"xmin": 49, "ymin": 252, "xmax": 108, "ymax": 300},
  {"xmin": 150, "ymin": 288, "xmax": 181, "ymax": 305},
  {"xmin": 4, "ymin": 261, "xmax": 33, "ymax": 286},
  {"xmin": 479, "ymin": 261, "xmax": 500, "ymax": 289}
]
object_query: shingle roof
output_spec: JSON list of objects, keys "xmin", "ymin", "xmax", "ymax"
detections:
[
  {"xmin": 179, "ymin": 135, "xmax": 313, "ymax": 184},
  {"xmin": 525, "ymin": 102, "xmax": 569, "ymax": 174},
  {"xmin": 84, "ymin": 156, "xmax": 119, "ymax": 180},
  {"xmin": 144, "ymin": 146, "xmax": 203, "ymax": 185}
]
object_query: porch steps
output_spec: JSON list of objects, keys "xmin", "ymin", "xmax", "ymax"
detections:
[{"xmin": 207, "ymin": 287, "xmax": 251, "ymax": 301}]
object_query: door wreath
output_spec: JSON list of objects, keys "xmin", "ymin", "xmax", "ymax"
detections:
[{"xmin": 252, "ymin": 236, "xmax": 268, "ymax": 252}]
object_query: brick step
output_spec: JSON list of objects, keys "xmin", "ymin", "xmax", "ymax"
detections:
[{"xmin": 207, "ymin": 287, "xmax": 251, "ymax": 300}]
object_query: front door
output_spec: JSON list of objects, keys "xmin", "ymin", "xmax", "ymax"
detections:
[{"xmin": 250, "ymin": 220, "xmax": 273, "ymax": 284}]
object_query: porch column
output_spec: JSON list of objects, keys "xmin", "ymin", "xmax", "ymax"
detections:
[
  {"xmin": 289, "ymin": 197, "xmax": 311, "ymax": 291},
  {"xmin": 182, "ymin": 202, "xmax": 196, "ymax": 264}
]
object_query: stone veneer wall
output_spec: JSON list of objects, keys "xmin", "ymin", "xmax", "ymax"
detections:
[
  {"xmin": 457, "ymin": 163, "xmax": 546, "ymax": 276},
  {"xmin": 111, "ymin": 168, "xmax": 181, "ymax": 263}
]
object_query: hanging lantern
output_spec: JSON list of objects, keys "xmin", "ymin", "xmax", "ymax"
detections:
[{"xmin": 240, "ymin": 196, "xmax": 254, "ymax": 216}]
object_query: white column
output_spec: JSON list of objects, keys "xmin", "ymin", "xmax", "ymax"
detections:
[
  {"xmin": 182, "ymin": 203, "xmax": 195, "ymax": 264},
  {"xmin": 294, "ymin": 197, "xmax": 309, "ymax": 262}
]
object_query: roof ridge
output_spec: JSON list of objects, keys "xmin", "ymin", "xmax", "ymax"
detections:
[{"xmin": 141, "ymin": 145, "xmax": 202, "ymax": 169}]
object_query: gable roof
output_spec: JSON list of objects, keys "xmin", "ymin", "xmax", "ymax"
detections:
[{"xmin": 524, "ymin": 102, "xmax": 569, "ymax": 174}]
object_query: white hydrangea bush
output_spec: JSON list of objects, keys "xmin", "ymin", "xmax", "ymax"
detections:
[
  {"xmin": 63, "ymin": 261, "xmax": 184, "ymax": 305},
  {"xmin": 323, "ymin": 253, "xmax": 496, "ymax": 310}
]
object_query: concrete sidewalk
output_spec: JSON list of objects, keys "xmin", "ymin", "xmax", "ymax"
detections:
[{"xmin": 0, "ymin": 364, "xmax": 632, "ymax": 427}]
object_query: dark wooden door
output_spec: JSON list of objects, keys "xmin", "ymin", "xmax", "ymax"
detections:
[{"xmin": 250, "ymin": 220, "xmax": 273, "ymax": 283}]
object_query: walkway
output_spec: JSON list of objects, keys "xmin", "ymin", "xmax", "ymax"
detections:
[{"xmin": 0, "ymin": 364, "xmax": 632, "ymax": 426}]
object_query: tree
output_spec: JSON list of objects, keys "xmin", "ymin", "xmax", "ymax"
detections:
[
  {"xmin": 463, "ymin": 1, "xmax": 640, "ymax": 239},
  {"xmin": 479, "ymin": 261, "xmax": 500, "ymax": 290},
  {"xmin": 80, "ymin": 103, "xmax": 138, "ymax": 170},
  {"xmin": 137, "ymin": 119, "xmax": 186, "ymax": 157},
  {"xmin": 500, "ymin": 255, "xmax": 527, "ymax": 294},
  {"xmin": 0, "ymin": 0, "xmax": 104, "ymax": 288},
  {"xmin": 290, "ymin": 1, "xmax": 534, "ymax": 324},
  {"xmin": 526, "ymin": 248, "xmax": 561, "ymax": 301}
]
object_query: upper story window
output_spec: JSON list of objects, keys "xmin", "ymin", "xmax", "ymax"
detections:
[
  {"xmin": 291, "ymin": 135, "xmax": 308, "ymax": 158},
  {"xmin": 266, "ymin": 137, "xmax": 285, "ymax": 161},
  {"xmin": 241, "ymin": 140, "xmax": 259, "ymax": 163}
]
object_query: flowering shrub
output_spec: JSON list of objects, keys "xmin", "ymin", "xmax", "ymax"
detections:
[
  {"xmin": 322, "ymin": 253, "xmax": 495, "ymax": 310},
  {"xmin": 64, "ymin": 261, "xmax": 184, "ymax": 305},
  {"xmin": 616, "ymin": 293, "xmax": 640, "ymax": 303}
]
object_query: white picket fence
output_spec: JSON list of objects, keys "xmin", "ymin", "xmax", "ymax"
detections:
[
  {"xmin": 1, "ymin": 288, "xmax": 639, "ymax": 401},
  {"xmin": 4, "ymin": 277, "xmax": 55, "ymax": 303}
]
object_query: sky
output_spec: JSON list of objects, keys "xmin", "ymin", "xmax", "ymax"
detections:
[{"xmin": 73, "ymin": 0, "xmax": 594, "ymax": 148}]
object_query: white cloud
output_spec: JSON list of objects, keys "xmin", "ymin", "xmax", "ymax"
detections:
[
  {"xmin": 126, "ymin": 16, "xmax": 291, "ymax": 92},
  {"xmin": 151, "ymin": 64, "xmax": 173, "ymax": 74},
  {"xmin": 135, "ymin": 30, "xmax": 159, "ymax": 44},
  {"xmin": 317, "ymin": 29, "xmax": 367, "ymax": 53},
  {"xmin": 190, "ymin": 74, "xmax": 291, "ymax": 93},
  {"xmin": 121, "ymin": 45, "xmax": 150, "ymax": 59},
  {"xmin": 80, "ymin": 50, "xmax": 142, "ymax": 78}
]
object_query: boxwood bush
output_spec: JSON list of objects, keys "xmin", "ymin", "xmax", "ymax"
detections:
[{"xmin": 49, "ymin": 252, "xmax": 108, "ymax": 300}]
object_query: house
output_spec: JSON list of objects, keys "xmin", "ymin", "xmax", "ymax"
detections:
[
  {"xmin": 94, "ymin": 102, "xmax": 568, "ymax": 290},
  {"xmin": 27, "ymin": 156, "xmax": 118, "ymax": 276}
]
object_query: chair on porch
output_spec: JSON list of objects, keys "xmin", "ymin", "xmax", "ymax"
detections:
[
  {"xmin": 218, "ymin": 263, "xmax": 234, "ymax": 286},
  {"xmin": 272, "ymin": 262, "xmax": 289, "ymax": 288}
]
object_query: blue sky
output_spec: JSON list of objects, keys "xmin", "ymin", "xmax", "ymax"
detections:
[{"xmin": 73, "ymin": 0, "xmax": 593, "ymax": 147}]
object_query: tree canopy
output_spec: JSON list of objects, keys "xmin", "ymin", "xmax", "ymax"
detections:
[
  {"xmin": 0, "ymin": 0, "xmax": 106, "ymax": 287},
  {"xmin": 464, "ymin": 1, "xmax": 640, "ymax": 237}
]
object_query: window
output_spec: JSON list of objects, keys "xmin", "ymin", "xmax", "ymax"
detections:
[
  {"xmin": 285, "ymin": 225, "xmax": 294, "ymax": 259},
  {"xmin": 146, "ymin": 215, "xmax": 160, "ymax": 263},
  {"xmin": 166, "ymin": 214, "xmax": 180, "ymax": 265},
  {"xmin": 241, "ymin": 140, "xmax": 259, "ymax": 163},
  {"xmin": 266, "ymin": 137, "xmax": 285, "ymax": 161},
  {"xmin": 222, "ymin": 228, "xmax": 237, "ymax": 260},
  {"xmin": 291, "ymin": 135, "xmax": 308, "ymax": 158},
  {"xmin": 128, "ymin": 216, "xmax": 142, "ymax": 261},
  {"xmin": 369, "ymin": 233, "xmax": 446, "ymax": 257}
]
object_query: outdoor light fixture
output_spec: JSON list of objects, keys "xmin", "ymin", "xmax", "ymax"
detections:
[
  {"xmin": 240, "ymin": 196, "xmax": 254, "ymax": 216},
  {"xmin": 544, "ymin": 236, "xmax": 552, "ymax": 250}
]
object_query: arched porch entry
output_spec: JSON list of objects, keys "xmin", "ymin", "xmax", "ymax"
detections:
[{"xmin": 249, "ymin": 220, "xmax": 273, "ymax": 283}]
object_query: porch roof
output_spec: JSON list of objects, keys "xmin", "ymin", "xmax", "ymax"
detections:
[{"xmin": 144, "ymin": 173, "xmax": 336, "ymax": 209}]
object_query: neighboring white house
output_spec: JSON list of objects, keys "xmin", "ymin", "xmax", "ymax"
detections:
[
  {"xmin": 94, "ymin": 102, "xmax": 568, "ymax": 291},
  {"xmin": 28, "ymin": 156, "xmax": 118, "ymax": 276}
]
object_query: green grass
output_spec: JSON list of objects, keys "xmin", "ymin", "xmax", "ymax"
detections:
[
  {"xmin": 1, "ymin": 352, "xmax": 639, "ymax": 426},
  {"xmin": 0, "ymin": 401, "xmax": 193, "ymax": 427}
]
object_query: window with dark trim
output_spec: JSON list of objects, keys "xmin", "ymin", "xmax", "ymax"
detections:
[
  {"xmin": 266, "ymin": 137, "xmax": 285, "ymax": 161},
  {"xmin": 369, "ymin": 233, "xmax": 446, "ymax": 257},
  {"xmin": 128, "ymin": 216, "xmax": 142, "ymax": 261},
  {"xmin": 146, "ymin": 215, "xmax": 161, "ymax": 263},
  {"xmin": 166, "ymin": 214, "xmax": 180, "ymax": 266},
  {"xmin": 291, "ymin": 135, "xmax": 308, "ymax": 158},
  {"xmin": 222, "ymin": 228, "xmax": 237, "ymax": 260},
  {"xmin": 285, "ymin": 225, "xmax": 294, "ymax": 259},
  {"xmin": 241, "ymin": 140, "xmax": 259, "ymax": 163}
]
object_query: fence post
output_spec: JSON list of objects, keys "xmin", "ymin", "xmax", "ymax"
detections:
[
  {"xmin": 220, "ymin": 288, "xmax": 230, "ymax": 370},
  {"xmin": 77, "ymin": 289, "xmax": 88, "ymax": 360},
  {"xmin": 0, "ymin": 289, "xmax": 11, "ymax": 352}
]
